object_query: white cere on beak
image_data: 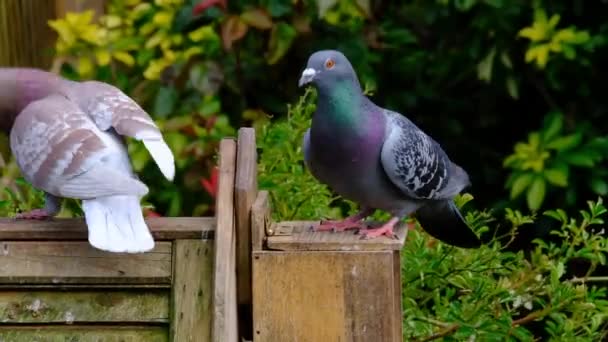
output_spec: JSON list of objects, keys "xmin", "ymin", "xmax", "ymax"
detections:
[{"xmin": 298, "ymin": 68, "xmax": 317, "ymax": 87}]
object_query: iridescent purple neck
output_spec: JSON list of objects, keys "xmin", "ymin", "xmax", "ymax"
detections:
[{"xmin": 0, "ymin": 68, "xmax": 60, "ymax": 133}]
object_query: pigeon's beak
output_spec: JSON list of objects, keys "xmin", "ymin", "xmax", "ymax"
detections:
[{"xmin": 298, "ymin": 68, "xmax": 317, "ymax": 87}]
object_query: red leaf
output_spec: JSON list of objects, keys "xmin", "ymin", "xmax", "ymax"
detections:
[
  {"xmin": 201, "ymin": 166, "xmax": 219, "ymax": 198},
  {"xmin": 193, "ymin": 0, "xmax": 227, "ymax": 15}
]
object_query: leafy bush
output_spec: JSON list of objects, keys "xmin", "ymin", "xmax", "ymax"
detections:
[{"xmin": 260, "ymin": 93, "xmax": 608, "ymax": 340}]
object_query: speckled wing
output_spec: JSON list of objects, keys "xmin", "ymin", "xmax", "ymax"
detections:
[
  {"xmin": 9, "ymin": 94, "xmax": 148, "ymax": 199},
  {"xmin": 62, "ymin": 80, "xmax": 175, "ymax": 181},
  {"xmin": 380, "ymin": 110, "xmax": 468, "ymax": 200}
]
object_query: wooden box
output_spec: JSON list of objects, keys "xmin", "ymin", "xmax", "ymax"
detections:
[
  {"xmin": 0, "ymin": 217, "xmax": 214, "ymax": 341},
  {"xmin": 251, "ymin": 194, "xmax": 407, "ymax": 342}
]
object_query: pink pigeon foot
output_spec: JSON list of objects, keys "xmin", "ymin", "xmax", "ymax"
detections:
[
  {"xmin": 358, "ymin": 217, "xmax": 400, "ymax": 239},
  {"xmin": 14, "ymin": 208, "xmax": 52, "ymax": 220},
  {"xmin": 312, "ymin": 210, "xmax": 371, "ymax": 233}
]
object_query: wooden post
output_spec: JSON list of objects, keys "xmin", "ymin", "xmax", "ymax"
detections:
[
  {"xmin": 212, "ymin": 139, "xmax": 239, "ymax": 342},
  {"xmin": 248, "ymin": 136, "xmax": 407, "ymax": 341},
  {"xmin": 0, "ymin": 0, "xmax": 57, "ymax": 68},
  {"xmin": 234, "ymin": 128, "xmax": 257, "ymax": 339}
]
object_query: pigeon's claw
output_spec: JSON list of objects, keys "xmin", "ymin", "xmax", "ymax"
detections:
[
  {"xmin": 15, "ymin": 208, "xmax": 52, "ymax": 220},
  {"xmin": 358, "ymin": 217, "xmax": 400, "ymax": 240}
]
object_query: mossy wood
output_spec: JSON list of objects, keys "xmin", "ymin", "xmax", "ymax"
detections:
[
  {"xmin": 0, "ymin": 326, "xmax": 168, "ymax": 341},
  {"xmin": 0, "ymin": 218, "xmax": 214, "ymax": 341}
]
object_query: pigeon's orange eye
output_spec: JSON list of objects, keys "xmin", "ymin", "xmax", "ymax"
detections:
[{"xmin": 325, "ymin": 58, "xmax": 335, "ymax": 69}]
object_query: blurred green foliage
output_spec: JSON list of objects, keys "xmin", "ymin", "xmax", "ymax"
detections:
[{"xmin": 2, "ymin": 0, "xmax": 607, "ymax": 217}]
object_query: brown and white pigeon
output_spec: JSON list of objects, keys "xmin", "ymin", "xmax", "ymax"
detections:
[{"xmin": 0, "ymin": 68, "xmax": 175, "ymax": 253}]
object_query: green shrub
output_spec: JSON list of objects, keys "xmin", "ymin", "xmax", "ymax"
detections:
[{"xmin": 259, "ymin": 93, "xmax": 608, "ymax": 341}]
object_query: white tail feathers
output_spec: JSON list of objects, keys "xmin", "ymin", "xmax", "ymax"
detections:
[
  {"xmin": 82, "ymin": 195, "xmax": 155, "ymax": 253},
  {"xmin": 142, "ymin": 138, "xmax": 175, "ymax": 181}
]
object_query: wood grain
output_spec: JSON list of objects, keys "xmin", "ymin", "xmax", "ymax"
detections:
[
  {"xmin": 235, "ymin": 127, "xmax": 257, "ymax": 307},
  {"xmin": 0, "ymin": 290, "xmax": 169, "ymax": 323},
  {"xmin": 212, "ymin": 138, "xmax": 239, "ymax": 342},
  {"xmin": 0, "ymin": 0, "xmax": 56, "ymax": 68},
  {"xmin": 0, "ymin": 217, "xmax": 215, "ymax": 241},
  {"xmin": 251, "ymin": 191, "xmax": 270, "ymax": 252},
  {"xmin": 252, "ymin": 250, "xmax": 402, "ymax": 342},
  {"xmin": 171, "ymin": 240, "xmax": 213, "ymax": 342},
  {"xmin": 266, "ymin": 220, "xmax": 408, "ymax": 251},
  {"xmin": 0, "ymin": 241, "xmax": 172, "ymax": 284},
  {"xmin": 0, "ymin": 326, "xmax": 168, "ymax": 342}
]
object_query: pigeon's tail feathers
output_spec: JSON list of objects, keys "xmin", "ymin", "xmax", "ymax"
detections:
[
  {"xmin": 415, "ymin": 199, "xmax": 481, "ymax": 248},
  {"xmin": 82, "ymin": 195, "xmax": 154, "ymax": 253},
  {"xmin": 142, "ymin": 138, "xmax": 175, "ymax": 181}
]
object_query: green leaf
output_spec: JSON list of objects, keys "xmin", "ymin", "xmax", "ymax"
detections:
[
  {"xmin": 500, "ymin": 51, "xmax": 513, "ymax": 69},
  {"xmin": 563, "ymin": 151, "xmax": 596, "ymax": 167},
  {"xmin": 590, "ymin": 177, "xmax": 608, "ymax": 195},
  {"xmin": 527, "ymin": 176, "xmax": 546, "ymax": 211},
  {"xmin": 546, "ymin": 133, "xmax": 582, "ymax": 150},
  {"xmin": 544, "ymin": 165, "xmax": 568, "ymax": 187},
  {"xmin": 541, "ymin": 112, "xmax": 563, "ymax": 143},
  {"xmin": 264, "ymin": 0, "xmax": 293, "ymax": 17},
  {"xmin": 477, "ymin": 46, "xmax": 496, "ymax": 82},
  {"xmin": 153, "ymin": 86, "xmax": 178, "ymax": 118},
  {"xmin": 266, "ymin": 22, "xmax": 297, "ymax": 65},
  {"xmin": 506, "ymin": 76, "xmax": 518, "ymax": 99},
  {"xmin": 510, "ymin": 173, "xmax": 534, "ymax": 199}
]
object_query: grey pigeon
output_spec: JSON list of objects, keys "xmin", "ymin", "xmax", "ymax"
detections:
[
  {"xmin": 298, "ymin": 50, "xmax": 481, "ymax": 248},
  {"xmin": 0, "ymin": 68, "xmax": 175, "ymax": 253}
]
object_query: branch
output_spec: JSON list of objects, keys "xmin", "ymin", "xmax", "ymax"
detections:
[
  {"xmin": 568, "ymin": 276, "xmax": 608, "ymax": 284},
  {"xmin": 511, "ymin": 307, "xmax": 552, "ymax": 328},
  {"xmin": 416, "ymin": 324, "xmax": 460, "ymax": 342}
]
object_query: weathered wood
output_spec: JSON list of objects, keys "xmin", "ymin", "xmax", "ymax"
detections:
[
  {"xmin": 235, "ymin": 128, "xmax": 257, "ymax": 340},
  {"xmin": 0, "ymin": 290, "xmax": 169, "ymax": 323},
  {"xmin": 0, "ymin": 326, "xmax": 168, "ymax": 341},
  {"xmin": 235, "ymin": 127, "xmax": 257, "ymax": 307},
  {"xmin": 0, "ymin": 217, "xmax": 215, "ymax": 241},
  {"xmin": 212, "ymin": 138, "xmax": 239, "ymax": 342},
  {"xmin": 393, "ymin": 251, "xmax": 403, "ymax": 340},
  {"xmin": 266, "ymin": 220, "xmax": 408, "ymax": 251},
  {"xmin": 251, "ymin": 191, "xmax": 270, "ymax": 252},
  {"xmin": 0, "ymin": 241, "xmax": 172, "ymax": 284},
  {"xmin": 0, "ymin": 0, "xmax": 56, "ymax": 68},
  {"xmin": 171, "ymin": 240, "xmax": 213, "ymax": 342},
  {"xmin": 253, "ymin": 250, "xmax": 402, "ymax": 342},
  {"xmin": 0, "ymin": 284, "xmax": 170, "ymax": 290}
]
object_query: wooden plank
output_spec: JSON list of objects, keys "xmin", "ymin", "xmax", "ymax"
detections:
[
  {"xmin": 0, "ymin": 217, "xmax": 215, "ymax": 241},
  {"xmin": 252, "ymin": 250, "xmax": 401, "ymax": 342},
  {"xmin": 251, "ymin": 191, "xmax": 270, "ymax": 252},
  {"xmin": 0, "ymin": 284, "xmax": 171, "ymax": 290},
  {"xmin": 235, "ymin": 127, "xmax": 257, "ymax": 307},
  {"xmin": 0, "ymin": 241, "xmax": 171, "ymax": 284},
  {"xmin": 171, "ymin": 240, "xmax": 213, "ymax": 342},
  {"xmin": 212, "ymin": 138, "xmax": 238, "ymax": 342},
  {"xmin": 235, "ymin": 128, "xmax": 257, "ymax": 340},
  {"xmin": 266, "ymin": 220, "xmax": 408, "ymax": 251},
  {"xmin": 393, "ymin": 251, "xmax": 403, "ymax": 340},
  {"xmin": 0, "ymin": 326, "xmax": 167, "ymax": 342},
  {"xmin": 0, "ymin": 0, "xmax": 56, "ymax": 68},
  {"xmin": 0, "ymin": 290, "xmax": 168, "ymax": 323}
]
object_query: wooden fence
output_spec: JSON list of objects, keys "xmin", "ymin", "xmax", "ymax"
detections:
[
  {"xmin": 0, "ymin": 128, "xmax": 407, "ymax": 341},
  {"xmin": 0, "ymin": 0, "xmax": 106, "ymax": 68}
]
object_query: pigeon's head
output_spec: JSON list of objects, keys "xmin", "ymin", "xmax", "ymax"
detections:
[{"xmin": 298, "ymin": 50, "xmax": 359, "ymax": 90}]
